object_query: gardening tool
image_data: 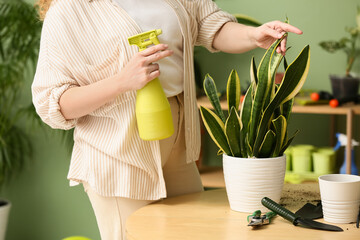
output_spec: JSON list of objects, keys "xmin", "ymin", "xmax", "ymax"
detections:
[
  {"xmin": 295, "ymin": 201, "xmax": 323, "ymax": 220},
  {"xmin": 128, "ymin": 29, "xmax": 174, "ymax": 141},
  {"xmin": 261, "ymin": 197, "xmax": 343, "ymax": 231},
  {"xmin": 334, "ymin": 133, "xmax": 359, "ymax": 175},
  {"xmin": 247, "ymin": 210, "xmax": 276, "ymax": 226}
]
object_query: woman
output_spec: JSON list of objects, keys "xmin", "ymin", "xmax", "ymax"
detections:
[{"xmin": 33, "ymin": 0, "xmax": 302, "ymax": 239}]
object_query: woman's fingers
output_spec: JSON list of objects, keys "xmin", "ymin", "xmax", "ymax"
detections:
[
  {"xmin": 267, "ymin": 21, "xmax": 303, "ymax": 35},
  {"xmin": 140, "ymin": 44, "xmax": 173, "ymax": 65},
  {"xmin": 148, "ymin": 63, "xmax": 159, "ymax": 74}
]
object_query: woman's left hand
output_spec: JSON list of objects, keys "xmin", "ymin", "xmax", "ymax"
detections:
[{"xmin": 251, "ymin": 21, "xmax": 303, "ymax": 55}]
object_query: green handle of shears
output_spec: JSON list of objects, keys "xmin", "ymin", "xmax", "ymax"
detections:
[{"xmin": 265, "ymin": 211, "xmax": 277, "ymax": 223}]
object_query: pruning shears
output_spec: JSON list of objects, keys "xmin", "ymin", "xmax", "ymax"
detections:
[{"xmin": 247, "ymin": 210, "xmax": 277, "ymax": 227}]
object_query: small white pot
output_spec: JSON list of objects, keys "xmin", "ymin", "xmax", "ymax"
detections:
[
  {"xmin": 0, "ymin": 200, "xmax": 11, "ymax": 240},
  {"xmin": 318, "ymin": 174, "xmax": 360, "ymax": 223},
  {"xmin": 223, "ymin": 154, "xmax": 286, "ymax": 213}
]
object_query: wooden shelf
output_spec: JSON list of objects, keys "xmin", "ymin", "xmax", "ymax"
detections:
[{"xmin": 197, "ymin": 96, "xmax": 360, "ymax": 174}]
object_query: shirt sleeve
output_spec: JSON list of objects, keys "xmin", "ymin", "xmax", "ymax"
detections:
[
  {"xmin": 31, "ymin": 16, "xmax": 79, "ymax": 130},
  {"xmin": 195, "ymin": 0, "xmax": 237, "ymax": 52}
]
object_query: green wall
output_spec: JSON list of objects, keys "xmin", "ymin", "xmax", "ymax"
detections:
[{"xmin": 1, "ymin": 0, "xmax": 360, "ymax": 239}]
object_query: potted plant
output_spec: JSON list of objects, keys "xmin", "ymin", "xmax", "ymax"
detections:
[
  {"xmin": 0, "ymin": 1, "xmax": 42, "ymax": 239},
  {"xmin": 199, "ymin": 36, "xmax": 310, "ymax": 212},
  {"xmin": 319, "ymin": 6, "xmax": 360, "ymax": 100}
]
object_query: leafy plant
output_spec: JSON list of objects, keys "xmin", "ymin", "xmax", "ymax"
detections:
[
  {"xmin": 319, "ymin": 6, "xmax": 360, "ymax": 77},
  {"xmin": 200, "ymin": 37, "xmax": 310, "ymax": 158},
  {"xmin": 233, "ymin": 13, "xmax": 261, "ymax": 27},
  {"xmin": 0, "ymin": 0, "xmax": 42, "ymax": 186}
]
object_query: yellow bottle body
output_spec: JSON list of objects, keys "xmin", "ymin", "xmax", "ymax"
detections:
[{"xmin": 136, "ymin": 78, "xmax": 174, "ymax": 141}]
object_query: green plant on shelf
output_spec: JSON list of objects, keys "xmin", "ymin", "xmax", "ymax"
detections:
[{"xmin": 319, "ymin": 6, "xmax": 360, "ymax": 77}]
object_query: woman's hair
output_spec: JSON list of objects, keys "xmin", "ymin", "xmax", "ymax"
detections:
[{"xmin": 35, "ymin": 0, "xmax": 53, "ymax": 21}]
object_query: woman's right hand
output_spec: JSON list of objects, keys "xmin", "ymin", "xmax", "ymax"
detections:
[{"xmin": 118, "ymin": 43, "xmax": 173, "ymax": 91}]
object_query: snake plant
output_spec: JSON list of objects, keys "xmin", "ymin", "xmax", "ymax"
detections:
[{"xmin": 200, "ymin": 37, "xmax": 310, "ymax": 158}]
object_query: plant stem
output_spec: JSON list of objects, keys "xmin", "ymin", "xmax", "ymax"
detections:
[{"xmin": 346, "ymin": 57, "xmax": 354, "ymax": 77}]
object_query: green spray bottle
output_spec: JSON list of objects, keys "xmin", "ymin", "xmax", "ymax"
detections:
[{"xmin": 128, "ymin": 29, "xmax": 174, "ymax": 140}]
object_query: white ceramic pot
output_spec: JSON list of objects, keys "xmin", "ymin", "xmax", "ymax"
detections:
[
  {"xmin": 318, "ymin": 174, "xmax": 360, "ymax": 224},
  {"xmin": 0, "ymin": 200, "xmax": 11, "ymax": 240},
  {"xmin": 223, "ymin": 154, "xmax": 286, "ymax": 213}
]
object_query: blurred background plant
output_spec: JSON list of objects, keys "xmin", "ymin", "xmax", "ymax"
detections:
[
  {"xmin": 0, "ymin": 0, "xmax": 42, "ymax": 187},
  {"xmin": 319, "ymin": 6, "xmax": 360, "ymax": 77}
]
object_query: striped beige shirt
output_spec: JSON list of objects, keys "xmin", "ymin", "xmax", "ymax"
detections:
[{"xmin": 32, "ymin": 0, "xmax": 236, "ymax": 200}]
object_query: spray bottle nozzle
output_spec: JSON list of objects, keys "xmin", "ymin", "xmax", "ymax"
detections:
[
  {"xmin": 128, "ymin": 29, "xmax": 162, "ymax": 51},
  {"xmin": 334, "ymin": 133, "xmax": 359, "ymax": 151}
]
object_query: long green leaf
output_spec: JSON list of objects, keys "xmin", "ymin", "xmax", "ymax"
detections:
[
  {"xmin": 258, "ymin": 130, "xmax": 276, "ymax": 158},
  {"xmin": 271, "ymin": 115, "xmax": 287, "ymax": 157},
  {"xmin": 225, "ymin": 106, "xmax": 242, "ymax": 157},
  {"xmin": 253, "ymin": 45, "xmax": 310, "ymax": 156},
  {"xmin": 274, "ymin": 45, "xmax": 311, "ymax": 104},
  {"xmin": 281, "ymin": 98, "xmax": 294, "ymax": 123},
  {"xmin": 248, "ymin": 37, "xmax": 283, "ymax": 147},
  {"xmin": 250, "ymin": 57, "xmax": 258, "ymax": 86},
  {"xmin": 269, "ymin": 51, "xmax": 285, "ymax": 97},
  {"xmin": 234, "ymin": 13, "xmax": 262, "ymax": 27},
  {"xmin": 279, "ymin": 130, "xmax": 299, "ymax": 155},
  {"xmin": 264, "ymin": 51, "xmax": 284, "ymax": 109},
  {"xmin": 203, "ymin": 74, "xmax": 226, "ymax": 123},
  {"xmin": 239, "ymin": 85, "xmax": 253, "ymax": 156},
  {"xmin": 226, "ymin": 70, "xmax": 241, "ymax": 113},
  {"xmin": 199, "ymin": 106, "xmax": 231, "ymax": 155}
]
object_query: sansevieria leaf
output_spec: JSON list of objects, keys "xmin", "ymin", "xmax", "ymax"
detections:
[
  {"xmin": 280, "ymin": 130, "xmax": 299, "ymax": 155},
  {"xmin": 199, "ymin": 106, "xmax": 231, "ymax": 155},
  {"xmin": 258, "ymin": 130, "xmax": 276, "ymax": 158},
  {"xmin": 240, "ymin": 85, "xmax": 253, "ymax": 156},
  {"xmin": 234, "ymin": 13, "xmax": 262, "ymax": 27},
  {"xmin": 281, "ymin": 98, "xmax": 294, "ymax": 123},
  {"xmin": 272, "ymin": 45, "xmax": 311, "ymax": 105},
  {"xmin": 226, "ymin": 70, "xmax": 241, "ymax": 113},
  {"xmin": 269, "ymin": 51, "xmax": 285, "ymax": 98},
  {"xmin": 225, "ymin": 106, "xmax": 242, "ymax": 157},
  {"xmin": 253, "ymin": 45, "xmax": 310, "ymax": 156},
  {"xmin": 271, "ymin": 115, "xmax": 287, "ymax": 157},
  {"xmin": 250, "ymin": 57, "xmax": 258, "ymax": 86},
  {"xmin": 248, "ymin": 37, "xmax": 283, "ymax": 147},
  {"xmin": 203, "ymin": 74, "xmax": 226, "ymax": 123}
]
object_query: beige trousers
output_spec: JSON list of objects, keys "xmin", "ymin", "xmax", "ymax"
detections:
[{"xmin": 83, "ymin": 94, "xmax": 204, "ymax": 240}]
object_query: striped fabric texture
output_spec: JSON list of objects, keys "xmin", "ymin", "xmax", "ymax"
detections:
[{"xmin": 32, "ymin": 0, "xmax": 236, "ymax": 200}]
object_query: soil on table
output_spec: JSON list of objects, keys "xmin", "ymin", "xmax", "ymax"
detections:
[{"xmin": 280, "ymin": 182, "xmax": 321, "ymax": 212}]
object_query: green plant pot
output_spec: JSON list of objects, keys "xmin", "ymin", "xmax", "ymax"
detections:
[
  {"xmin": 312, "ymin": 148, "xmax": 335, "ymax": 174},
  {"xmin": 284, "ymin": 147, "xmax": 292, "ymax": 171},
  {"xmin": 291, "ymin": 145, "xmax": 315, "ymax": 173}
]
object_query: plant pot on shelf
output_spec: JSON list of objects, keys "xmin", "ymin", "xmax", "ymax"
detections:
[
  {"xmin": 291, "ymin": 145, "xmax": 315, "ymax": 173},
  {"xmin": 0, "ymin": 200, "xmax": 11, "ymax": 240},
  {"xmin": 284, "ymin": 147, "xmax": 293, "ymax": 171},
  {"xmin": 223, "ymin": 154, "xmax": 286, "ymax": 213},
  {"xmin": 330, "ymin": 75, "xmax": 360, "ymax": 99},
  {"xmin": 312, "ymin": 148, "xmax": 336, "ymax": 174}
]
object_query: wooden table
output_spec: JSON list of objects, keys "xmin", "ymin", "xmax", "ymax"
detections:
[
  {"xmin": 197, "ymin": 96, "xmax": 360, "ymax": 174},
  {"xmin": 126, "ymin": 183, "xmax": 358, "ymax": 240}
]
